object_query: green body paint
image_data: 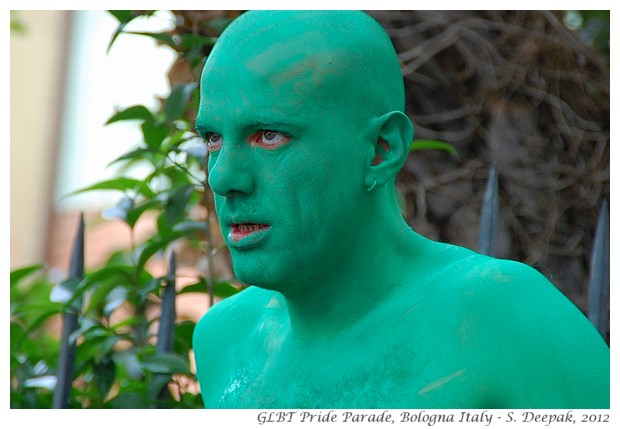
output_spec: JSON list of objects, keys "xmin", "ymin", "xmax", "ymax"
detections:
[{"xmin": 193, "ymin": 11, "xmax": 609, "ymax": 408}]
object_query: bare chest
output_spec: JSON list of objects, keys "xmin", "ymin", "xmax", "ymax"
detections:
[
  {"xmin": 212, "ymin": 328, "xmax": 484, "ymax": 408},
  {"xmin": 215, "ymin": 344, "xmax": 420, "ymax": 408}
]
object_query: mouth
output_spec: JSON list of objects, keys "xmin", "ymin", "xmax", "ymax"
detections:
[{"xmin": 228, "ymin": 222, "xmax": 271, "ymax": 246}]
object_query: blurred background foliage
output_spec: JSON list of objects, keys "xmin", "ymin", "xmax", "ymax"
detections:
[{"xmin": 10, "ymin": 10, "xmax": 609, "ymax": 408}]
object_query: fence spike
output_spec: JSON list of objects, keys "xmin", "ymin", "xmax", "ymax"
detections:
[
  {"xmin": 153, "ymin": 250, "xmax": 177, "ymax": 406},
  {"xmin": 52, "ymin": 212, "xmax": 84, "ymax": 409},
  {"xmin": 587, "ymin": 200, "xmax": 610, "ymax": 341},
  {"xmin": 156, "ymin": 250, "xmax": 177, "ymax": 354},
  {"xmin": 478, "ymin": 163, "xmax": 500, "ymax": 257}
]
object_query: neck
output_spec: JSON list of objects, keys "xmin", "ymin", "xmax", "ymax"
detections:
[{"xmin": 282, "ymin": 189, "xmax": 429, "ymax": 343}]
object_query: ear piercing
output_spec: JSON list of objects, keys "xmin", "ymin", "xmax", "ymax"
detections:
[{"xmin": 367, "ymin": 179, "xmax": 377, "ymax": 192}]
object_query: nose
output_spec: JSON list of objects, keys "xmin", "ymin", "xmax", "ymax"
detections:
[{"xmin": 207, "ymin": 143, "xmax": 255, "ymax": 198}]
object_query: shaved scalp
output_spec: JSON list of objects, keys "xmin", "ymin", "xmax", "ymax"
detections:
[{"xmin": 201, "ymin": 10, "xmax": 406, "ymax": 125}]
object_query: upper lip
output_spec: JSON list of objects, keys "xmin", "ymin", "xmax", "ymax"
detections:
[
  {"xmin": 230, "ymin": 223, "xmax": 270, "ymax": 231},
  {"xmin": 226, "ymin": 218, "xmax": 271, "ymax": 229},
  {"xmin": 229, "ymin": 218, "xmax": 262, "ymax": 223}
]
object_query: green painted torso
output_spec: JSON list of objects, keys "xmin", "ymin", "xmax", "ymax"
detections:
[{"xmin": 194, "ymin": 243, "xmax": 610, "ymax": 409}]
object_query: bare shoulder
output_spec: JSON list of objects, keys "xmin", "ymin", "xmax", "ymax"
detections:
[
  {"xmin": 448, "ymin": 251, "xmax": 592, "ymax": 334},
  {"xmin": 193, "ymin": 286, "xmax": 277, "ymax": 347},
  {"xmin": 192, "ymin": 286, "xmax": 282, "ymax": 404},
  {"xmin": 444, "ymin": 249, "xmax": 604, "ymax": 349},
  {"xmin": 439, "ymin": 248, "xmax": 609, "ymax": 408}
]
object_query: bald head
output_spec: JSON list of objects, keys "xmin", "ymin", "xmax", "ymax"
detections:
[
  {"xmin": 199, "ymin": 11, "xmax": 407, "ymax": 127},
  {"xmin": 196, "ymin": 10, "xmax": 414, "ymax": 290}
]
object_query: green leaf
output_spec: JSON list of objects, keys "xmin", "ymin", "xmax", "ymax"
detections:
[
  {"xmin": 106, "ymin": 105, "xmax": 154, "ymax": 125},
  {"xmin": 178, "ymin": 280, "xmax": 206, "ymax": 295},
  {"xmin": 20, "ymin": 305, "xmax": 65, "ymax": 334},
  {"xmin": 107, "ymin": 147, "xmax": 157, "ymax": 167},
  {"xmin": 164, "ymin": 82, "xmax": 198, "ymax": 123},
  {"xmin": 102, "ymin": 196, "xmax": 134, "ymax": 223},
  {"xmin": 10, "ymin": 11, "xmax": 26, "ymax": 34},
  {"xmin": 125, "ymin": 199, "xmax": 162, "ymax": 229},
  {"xmin": 164, "ymin": 185, "xmax": 196, "ymax": 226},
  {"xmin": 108, "ymin": 391, "xmax": 147, "ymax": 408},
  {"xmin": 179, "ymin": 33, "xmax": 216, "ymax": 50},
  {"xmin": 178, "ymin": 279, "xmax": 241, "ymax": 298},
  {"xmin": 82, "ymin": 289, "xmax": 109, "ymax": 317},
  {"xmin": 142, "ymin": 353, "xmax": 190, "ymax": 375},
  {"xmin": 142, "ymin": 121, "xmax": 169, "ymax": 150},
  {"xmin": 410, "ymin": 139, "xmax": 457, "ymax": 155},
  {"xmin": 174, "ymin": 321, "xmax": 196, "ymax": 355},
  {"xmin": 108, "ymin": 10, "xmax": 138, "ymax": 24},
  {"xmin": 76, "ymin": 335, "xmax": 120, "ymax": 364},
  {"xmin": 13, "ymin": 303, "xmax": 64, "ymax": 315},
  {"xmin": 23, "ymin": 375, "xmax": 57, "ymax": 391},
  {"xmin": 172, "ymin": 220, "xmax": 206, "ymax": 234},
  {"xmin": 134, "ymin": 235, "xmax": 183, "ymax": 273},
  {"xmin": 160, "ymin": 164, "xmax": 193, "ymax": 188},
  {"xmin": 112, "ymin": 349, "xmax": 143, "ymax": 380},
  {"xmin": 103, "ymin": 287, "xmax": 128, "ymax": 319},
  {"xmin": 214, "ymin": 281, "xmax": 243, "ymax": 298},
  {"xmin": 107, "ymin": 11, "xmax": 155, "ymax": 53},
  {"xmin": 94, "ymin": 358, "xmax": 117, "ymax": 400},
  {"xmin": 67, "ymin": 318, "xmax": 98, "ymax": 345},
  {"xmin": 10, "ymin": 320, "xmax": 25, "ymax": 347},
  {"xmin": 147, "ymin": 373, "xmax": 172, "ymax": 402},
  {"xmin": 124, "ymin": 31, "xmax": 176, "ymax": 48},
  {"xmin": 49, "ymin": 278, "xmax": 80, "ymax": 305},
  {"xmin": 69, "ymin": 177, "xmax": 156, "ymax": 199},
  {"xmin": 138, "ymin": 278, "xmax": 163, "ymax": 300},
  {"xmin": 109, "ymin": 315, "xmax": 140, "ymax": 332},
  {"xmin": 10, "ymin": 264, "xmax": 44, "ymax": 286},
  {"xmin": 70, "ymin": 265, "xmax": 134, "ymax": 313}
]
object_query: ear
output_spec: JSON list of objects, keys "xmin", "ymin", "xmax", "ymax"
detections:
[{"xmin": 364, "ymin": 111, "xmax": 414, "ymax": 190}]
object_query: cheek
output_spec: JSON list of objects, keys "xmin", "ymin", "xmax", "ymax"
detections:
[
  {"xmin": 286, "ymin": 165, "xmax": 359, "ymax": 239},
  {"xmin": 261, "ymin": 161, "xmax": 327, "ymax": 243},
  {"xmin": 259, "ymin": 137, "xmax": 364, "ymax": 221}
]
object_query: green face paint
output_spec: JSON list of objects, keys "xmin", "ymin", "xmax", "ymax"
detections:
[
  {"xmin": 196, "ymin": 10, "xmax": 411, "ymax": 293},
  {"xmin": 193, "ymin": 10, "xmax": 609, "ymax": 409}
]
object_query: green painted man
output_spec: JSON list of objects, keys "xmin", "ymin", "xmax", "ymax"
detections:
[{"xmin": 192, "ymin": 10, "xmax": 609, "ymax": 408}]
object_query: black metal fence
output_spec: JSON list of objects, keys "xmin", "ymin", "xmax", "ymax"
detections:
[{"xmin": 51, "ymin": 215, "xmax": 178, "ymax": 408}]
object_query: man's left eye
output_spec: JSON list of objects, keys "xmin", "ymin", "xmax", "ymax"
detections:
[{"xmin": 254, "ymin": 130, "xmax": 290, "ymax": 148}]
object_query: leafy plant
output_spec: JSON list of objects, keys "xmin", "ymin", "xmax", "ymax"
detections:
[
  {"xmin": 410, "ymin": 139, "xmax": 457, "ymax": 156},
  {"xmin": 11, "ymin": 265, "xmax": 61, "ymax": 408},
  {"xmin": 10, "ymin": 10, "xmax": 242, "ymax": 409}
]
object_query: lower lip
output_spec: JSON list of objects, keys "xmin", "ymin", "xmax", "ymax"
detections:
[{"xmin": 228, "ymin": 224, "xmax": 271, "ymax": 248}]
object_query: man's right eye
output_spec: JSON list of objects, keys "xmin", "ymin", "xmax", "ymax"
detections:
[{"xmin": 205, "ymin": 132, "xmax": 223, "ymax": 152}]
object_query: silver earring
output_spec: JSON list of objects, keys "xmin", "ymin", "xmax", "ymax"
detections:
[{"xmin": 367, "ymin": 179, "xmax": 377, "ymax": 192}]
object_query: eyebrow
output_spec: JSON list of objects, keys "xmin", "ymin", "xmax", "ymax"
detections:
[
  {"xmin": 195, "ymin": 119, "xmax": 301, "ymax": 134},
  {"xmin": 241, "ymin": 116, "xmax": 300, "ymax": 129},
  {"xmin": 194, "ymin": 120, "xmax": 208, "ymax": 134}
]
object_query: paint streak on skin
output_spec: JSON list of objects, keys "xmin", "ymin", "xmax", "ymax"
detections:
[
  {"xmin": 494, "ymin": 272, "xmax": 512, "ymax": 283},
  {"xmin": 418, "ymin": 369, "xmax": 466, "ymax": 395},
  {"xmin": 267, "ymin": 296, "xmax": 284, "ymax": 308}
]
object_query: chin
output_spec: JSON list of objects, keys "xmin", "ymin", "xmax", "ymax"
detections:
[
  {"xmin": 233, "ymin": 262, "xmax": 298, "ymax": 295},
  {"xmin": 233, "ymin": 263, "xmax": 276, "ymax": 287},
  {"xmin": 229, "ymin": 243, "xmax": 318, "ymax": 294}
]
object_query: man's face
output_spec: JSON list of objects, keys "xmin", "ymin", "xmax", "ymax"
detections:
[{"xmin": 197, "ymin": 36, "xmax": 371, "ymax": 292}]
